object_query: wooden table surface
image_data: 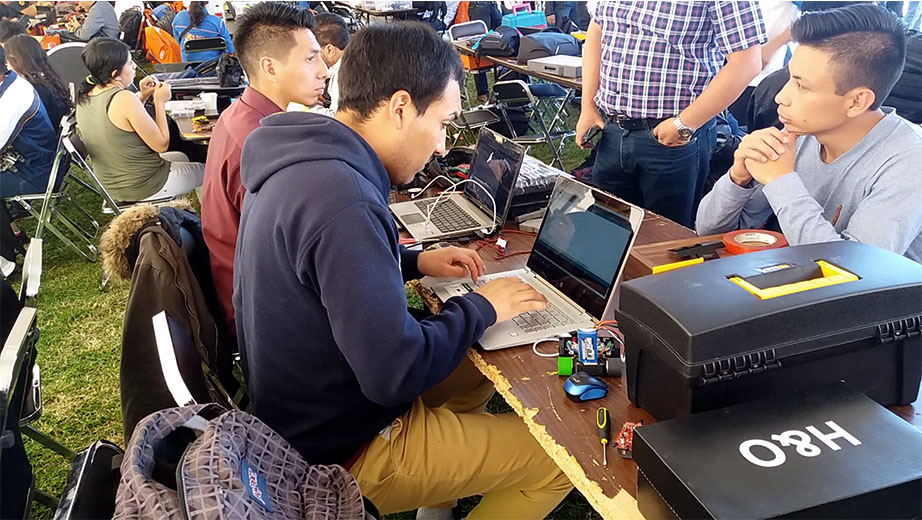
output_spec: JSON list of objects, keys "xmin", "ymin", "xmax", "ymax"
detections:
[
  {"xmin": 174, "ymin": 116, "xmax": 213, "ymax": 143},
  {"xmin": 413, "ymin": 209, "xmax": 922, "ymax": 519},
  {"xmin": 452, "ymin": 40, "xmax": 583, "ymax": 91}
]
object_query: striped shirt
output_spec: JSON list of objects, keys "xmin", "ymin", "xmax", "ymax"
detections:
[{"xmin": 592, "ymin": 1, "xmax": 766, "ymax": 119}]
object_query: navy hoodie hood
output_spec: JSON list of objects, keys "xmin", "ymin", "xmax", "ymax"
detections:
[
  {"xmin": 234, "ymin": 112, "xmax": 496, "ymax": 465},
  {"xmin": 240, "ymin": 111, "xmax": 389, "ymax": 198}
]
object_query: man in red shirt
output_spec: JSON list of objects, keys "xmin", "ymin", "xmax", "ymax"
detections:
[{"xmin": 202, "ymin": 2, "xmax": 328, "ymax": 333}]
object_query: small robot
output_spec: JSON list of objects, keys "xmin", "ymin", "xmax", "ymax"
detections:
[{"xmin": 615, "ymin": 420, "xmax": 643, "ymax": 459}]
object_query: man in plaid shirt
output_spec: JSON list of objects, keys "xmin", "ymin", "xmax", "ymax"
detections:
[{"xmin": 577, "ymin": 1, "xmax": 766, "ymax": 227}]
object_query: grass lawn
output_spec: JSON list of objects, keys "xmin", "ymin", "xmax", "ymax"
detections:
[{"xmin": 14, "ymin": 70, "xmax": 602, "ymax": 519}]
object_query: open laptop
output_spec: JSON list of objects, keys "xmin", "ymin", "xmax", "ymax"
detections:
[
  {"xmin": 390, "ymin": 128, "xmax": 525, "ymax": 242},
  {"xmin": 423, "ymin": 176, "xmax": 644, "ymax": 350}
]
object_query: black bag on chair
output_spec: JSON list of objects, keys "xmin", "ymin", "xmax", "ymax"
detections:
[{"xmin": 216, "ymin": 53, "xmax": 243, "ymax": 88}]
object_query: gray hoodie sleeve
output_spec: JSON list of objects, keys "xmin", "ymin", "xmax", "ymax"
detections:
[
  {"xmin": 695, "ymin": 173, "xmax": 775, "ymax": 234},
  {"xmin": 74, "ymin": 3, "xmax": 105, "ymax": 41},
  {"xmin": 763, "ymin": 163, "xmax": 922, "ymax": 256},
  {"xmin": 761, "ymin": 172, "xmax": 842, "ymax": 245}
]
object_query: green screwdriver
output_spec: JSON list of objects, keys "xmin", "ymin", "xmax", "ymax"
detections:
[{"xmin": 597, "ymin": 407, "xmax": 611, "ymax": 467}]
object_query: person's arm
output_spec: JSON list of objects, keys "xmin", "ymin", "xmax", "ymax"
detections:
[
  {"xmin": 762, "ymin": 159, "xmax": 922, "ymax": 255},
  {"xmin": 677, "ymin": 46, "xmax": 762, "ymax": 131},
  {"xmin": 307, "ymin": 203, "xmax": 496, "ymax": 406},
  {"xmin": 761, "ymin": 26, "xmax": 791, "ymax": 68},
  {"xmin": 73, "ymin": 3, "xmax": 104, "ymax": 40},
  {"xmin": 695, "ymin": 174, "xmax": 774, "ymax": 235},
  {"xmin": 400, "ymin": 246, "xmax": 423, "ymax": 281},
  {"xmin": 118, "ymin": 85, "xmax": 171, "ymax": 153},
  {"xmin": 575, "ymin": 20, "xmax": 605, "ymax": 145},
  {"xmin": 219, "ymin": 19, "xmax": 233, "ymax": 54},
  {"xmin": 0, "ymin": 93, "xmax": 34, "ymax": 150}
]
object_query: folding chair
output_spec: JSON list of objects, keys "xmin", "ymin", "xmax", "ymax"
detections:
[
  {"xmin": 152, "ymin": 311, "xmax": 235, "ymax": 410},
  {"xmin": 183, "ymin": 36, "xmax": 227, "ymax": 59},
  {"xmin": 46, "ymin": 43, "xmax": 89, "ymax": 103},
  {"xmin": 449, "ymin": 20, "xmax": 491, "ymax": 110},
  {"xmin": 449, "ymin": 20, "xmax": 488, "ymax": 42},
  {"xmin": 62, "ymin": 121, "xmax": 177, "ymax": 216},
  {"xmin": 0, "ymin": 307, "xmax": 58, "ymax": 513},
  {"xmin": 14, "ymin": 240, "xmax": 77, "ymax": 464},
  {"xmin": 448, "ymin": 100, "xmax": 500, "ymax": 147},
  {"xmin": 7, "ymin": 118, "xmax": 101, "ymax": 262},
  {"xmin": 53, "ymin": 440, "xmax": 123, "ymax": 520},
  {"xmin": 492, "ymin": 80, "xmax": 574, "ymax": 169}
]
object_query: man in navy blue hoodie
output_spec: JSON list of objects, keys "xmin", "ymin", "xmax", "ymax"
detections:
[{"xmin": 236, "ymin": 22, "xmax": 572, "ymax": 519}]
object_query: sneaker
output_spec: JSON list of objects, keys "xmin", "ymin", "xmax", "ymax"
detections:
[
  {"xmin": 476, "ymin": 94, "xmax": 489, "ymax": 104},
  {"xmin": 7, "ymin": 201, "xmax": 29, "ymax": 220},
  {"xmin": 0, "ymin": 255, "xmax": 15, "ymax": 277}
]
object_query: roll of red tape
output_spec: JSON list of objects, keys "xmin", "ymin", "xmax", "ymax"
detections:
[{"xmin": 722, "ymin": 230, "xmax": 788, "ymax": 255}]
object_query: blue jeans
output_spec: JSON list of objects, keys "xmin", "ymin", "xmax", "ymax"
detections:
[
  {"xmin": 0, "ymin": 172, "xmax": 46, "ymax": 198},
  {"xmin": 591, "ymin": 117, "xmax": 717, "ymax": 228},
  {"xmin": 551, "ymin": 1, "xmax": 575, "ymax": 26}
]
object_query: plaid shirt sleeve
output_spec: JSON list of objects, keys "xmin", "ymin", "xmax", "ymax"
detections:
[{"xmin": 709, "ymin": 1, "xmax": 767, "ymax": 56}]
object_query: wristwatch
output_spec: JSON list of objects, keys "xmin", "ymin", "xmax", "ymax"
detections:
[{"xmin": 673, "ymin": 116, "xmax": 694, "ymax": 140}]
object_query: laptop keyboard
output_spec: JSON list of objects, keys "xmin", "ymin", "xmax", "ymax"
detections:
[
  {"xmin": 414, "ymin": 198, "xmax": 480, "ymax": 233},
  {"xmin": 459, "ymin": 277, "xmax": 576, "ymax": 334}
]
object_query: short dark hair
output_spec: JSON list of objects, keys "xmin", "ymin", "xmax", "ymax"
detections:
[
  {"xmin": 338, "ymin": 22, "xmax": 464, "ymax": 120},
  {"xmin": 77, "ymin": 37, "xmax": 130, "ymax": 104},
  {"xmin": 0, "ymin": 44, "xmax": 6, "ymax": 74},
  {"xmin": 0, "ymin": 19, "xmax": 26, "ymax": 43},
  {"xmin": 232, "ymin": 1, "xmax": 314, "ymax": 76},
  {"xmin": 792, "ymin": 3, "xmax": 906, "ymax": 110},
  {"xmin": 313, "ymin": 12, "xmax": 349, "ymax": 50}
]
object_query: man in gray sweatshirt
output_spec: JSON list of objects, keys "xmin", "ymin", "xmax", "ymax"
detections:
[{"xmin": 696, "ymin": 4, "xmax": 922, "ymax": 263}]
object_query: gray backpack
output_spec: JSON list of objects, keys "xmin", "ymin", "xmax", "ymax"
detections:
[{"xmin": 113, "ymin": 404, "xmax": 367, "ymax": 519}]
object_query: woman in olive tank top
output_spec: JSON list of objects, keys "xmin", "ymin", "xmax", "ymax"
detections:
[{"xmin": 75, "ymin": 38, "xmax": 204, "ymax": 203}]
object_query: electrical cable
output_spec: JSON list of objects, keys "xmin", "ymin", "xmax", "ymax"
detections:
[
  {"xmin": 532, "ymin": 337, "xmax": 560, "ymax": 358},
  {"xmin": 420, "ymin": 177, "xmax": 498, "ymax": 235}
]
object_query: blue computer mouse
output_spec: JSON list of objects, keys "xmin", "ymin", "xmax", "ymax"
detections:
[{"xmin": 563, "ymin": 372, "xmax": 608, "ymax": 402}]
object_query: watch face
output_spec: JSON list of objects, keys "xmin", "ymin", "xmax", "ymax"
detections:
[{"xmin": 678, "ymin": 128, "xmax": 693, "ymax": 139}]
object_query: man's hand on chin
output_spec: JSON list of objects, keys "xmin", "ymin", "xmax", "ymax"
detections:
[{"xmin": 745, "ymin": 130, "xmax": 797, "ymax": 185}]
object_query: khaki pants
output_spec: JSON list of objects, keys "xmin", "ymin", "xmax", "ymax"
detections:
[{"xmin": 350, "ymin": 357, "xmax": 573, "ymax": 518}]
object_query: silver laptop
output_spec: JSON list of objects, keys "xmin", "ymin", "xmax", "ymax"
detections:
[
  {"xmin": 423, "ymin": 176, "xmax": 644, "ymax": 351},
  {"xmin": 390, "ymin": 128, "xmax": 525, "ymax": 242}
]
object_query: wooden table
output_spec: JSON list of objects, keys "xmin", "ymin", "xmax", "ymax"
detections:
[
  {"xmin": 414, "ymin": 211, "xmax": 922, "ymax": 518},
  {"xmin": 452, "ymin": 40, "xmax": 583, "ymax": 91}
]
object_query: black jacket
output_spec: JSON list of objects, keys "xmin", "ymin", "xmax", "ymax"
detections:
[{"xmin": 101, "ymin": 203, "xmax": 234, "ymax": 443}]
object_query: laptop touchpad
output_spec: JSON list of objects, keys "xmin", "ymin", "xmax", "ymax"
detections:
[{"xmin": 401, "ymin": 213, "xmax": 425, "ymax": 225}]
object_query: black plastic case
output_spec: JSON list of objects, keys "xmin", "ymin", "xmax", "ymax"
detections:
[
  {"xmin": 633, "ymin": 385, "xmax": 922, "ymax": 519},
  {"xmin": 616, "ymin": 241, "xmax": 922, "ymax": 420}
]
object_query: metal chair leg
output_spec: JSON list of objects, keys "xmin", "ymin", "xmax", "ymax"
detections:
[
  {"xmin": 22, "ymin": 425, "xmax": 76, "ymax": 459},
  {"xmin": 32, "ymin": 487, "xmax": 59, "ymax": 510}
]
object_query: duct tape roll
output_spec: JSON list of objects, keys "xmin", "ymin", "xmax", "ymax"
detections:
[{"xmin": 722, "ymin": 230, "xmax": 788, "ymax": 255}]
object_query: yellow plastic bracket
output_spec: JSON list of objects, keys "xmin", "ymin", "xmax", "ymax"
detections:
[
  {"xmin": 728, "ymin": 260, "xmax": 858, "ymax": 300},
  {"xmin": 652, "ymin": 257, "xmax": 704, "ymax": 274}
]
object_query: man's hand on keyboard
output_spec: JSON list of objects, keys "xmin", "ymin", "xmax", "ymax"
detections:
[
  {"xmin": 417, "ymin": 246, "xmax": 485, "ymax": 282},
  {"xmin": 475, "ymin": 278, "xmax": 548, "ymax": 324}
]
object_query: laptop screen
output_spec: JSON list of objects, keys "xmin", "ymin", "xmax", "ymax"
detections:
[
  {"xmin": 463, "ymin": 129, "xmax": 525, "ymax": 224},
  {"xmin": 527, "ymin": 177, "xmax": 636, "ymax": 319}
]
